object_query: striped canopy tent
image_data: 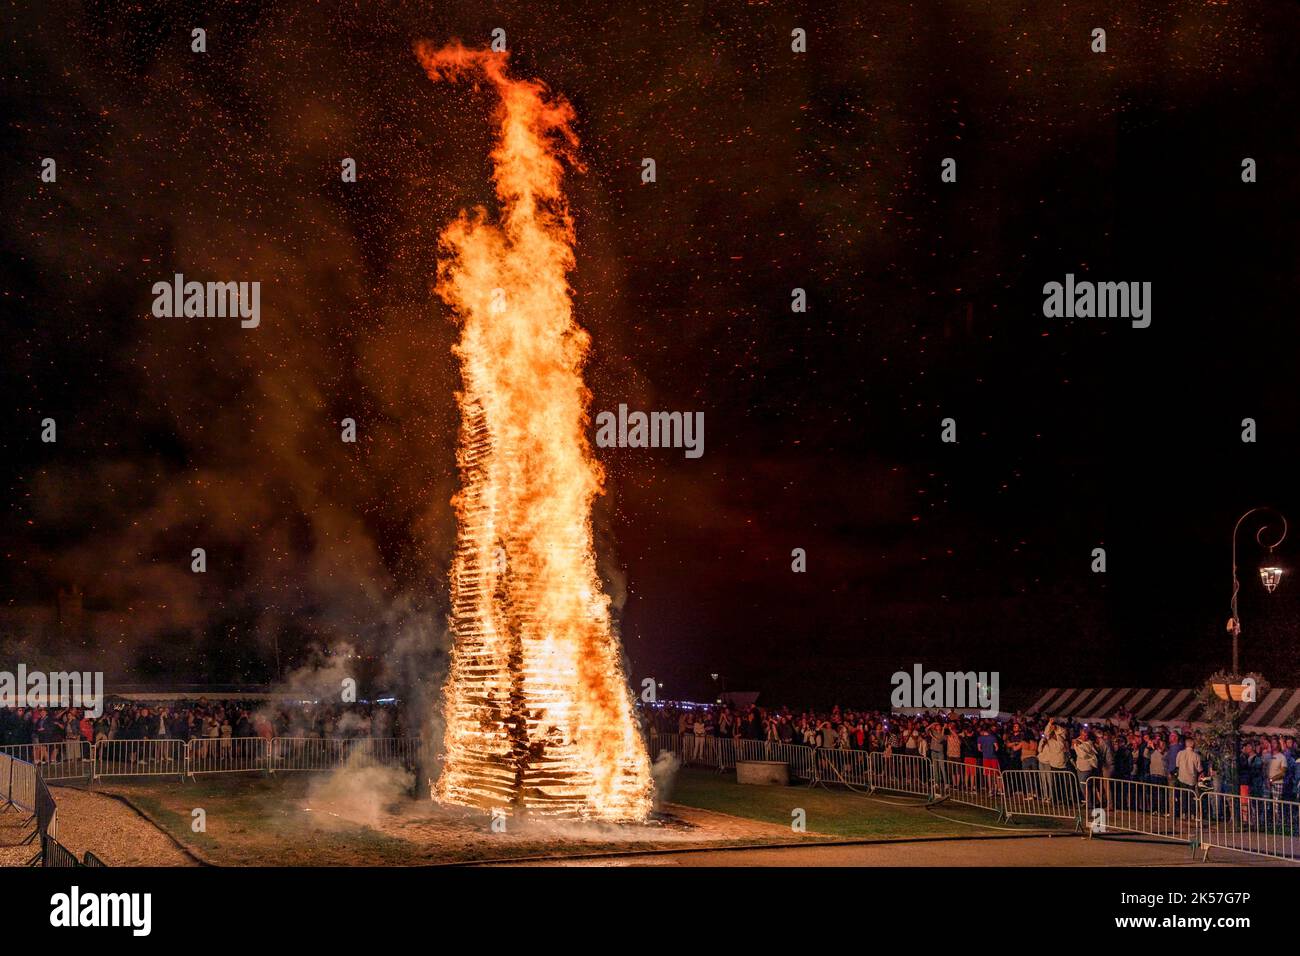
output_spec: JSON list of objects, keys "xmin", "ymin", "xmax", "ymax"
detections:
[{"xmin": 1020, "ymin": 687, "xmax": 1300, "ymax": 735}]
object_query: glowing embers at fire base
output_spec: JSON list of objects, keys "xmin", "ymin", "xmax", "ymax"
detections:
[{"xmin": 416, "ymin": 41, "xmax": 651, "ymax": 822}]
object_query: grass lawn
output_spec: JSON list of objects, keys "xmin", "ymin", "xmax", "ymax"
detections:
[
  {"xmin": 667, "ymin": 768, "xmax": 1073, "ymax": 839},
  {"xmin": 84, "ymin": 767, "xmax": 1072, "ymax": 865},
  {"xmin": 92, "ymin": 773, "xmax": 808, "ymax": 865},
  {"xmin": 101, "ymin": 775, "xmax": 425, "ymax": 866}
]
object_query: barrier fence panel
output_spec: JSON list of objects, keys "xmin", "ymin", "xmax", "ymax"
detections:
[
  {"xmin": 872, "ymin": 753, "xmax": 932, "ymax": 797},
  {"xmin": 43, "ymin": 836, "xmax": 80, "ymax": 868},
  {"xmin": 35, "ymin": 775, "xmax": 58, "ymax": 843},
  {"xmin": 93, "ymin": 739, "xmax": 186, "ymax": 779},
  {"xmin": 647, "ymin": 733, "xmax": 928, "ymax": 791},
  {"xmin": 187, "ymin": 736, "xmax": 269, "ymax": 776},
  {"xmin": 728, "ymin": 738, "xmax": 813, "ymax": 779},
  {"xmin": 783, "ymin": 742, "xmax": 816, "ymax": 781},
  {"xmin": 83, "ymin": 850, "xmax": 108, "ymax": 867},
  {"xmin": 814, "ymin": 748, "xmax": 872, "ymax": 787},
  {"xmin": 1200, "ymin": 791, "xmax": 1300, "ymax": 862},
  {"xmin": 271, "ymin": 737, "xmax": 349, "ymax": 772},
  {"xmin": 932, "ymin": 759, "xmax": 1004, "ymax": 814},
  {"xmin": 733, "ymin": 739, "xmax": 769, "ymax": 764},
  {"xmin": 0, "ymin": 741, "xmax": 93, "ymax": 782},
  {"xmin": 1086, "ymin": 776, "xmax": 1197, "ymax": 844},
  {"xmin": 1, "ymin": 751, "xmax": 38, "ymax": 814},
  {"xmin": 348, "ymin": 737, "xmax": 390, "ymax": 765},
  {"xmin": 1002, "ymin": 769, "xmax": 1083, "ymax": 825},
  {"xmin": 713, "ymin": 737, "xmax": 737, "ymax": 771},
  {"xmin": 647, "ymin": 731, "xmax": 678, "ymax": 761},
  {"xmin": 676, "ymin": 734, "xmax": 732, "ymax": 770},
  {"xmin": 0, "ymin": 748, "xmax": 110, "ymax": 868},
  {"xmin": 349, "ymin": 736, "xmax": 428, "ymax": 768}
]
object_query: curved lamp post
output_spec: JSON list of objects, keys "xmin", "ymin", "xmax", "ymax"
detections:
[{"xmin": 1227, "ymin": 506, "xmax": 1288, "ymax": 674}]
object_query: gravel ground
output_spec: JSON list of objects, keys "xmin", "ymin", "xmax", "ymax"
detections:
[
  {"xmin": 0, "ymin": 804, "xmax": 39, "ymax": 866},
  {"xmin": 0, "ymin": 786, "xmax": 196, "ymax": 867}
]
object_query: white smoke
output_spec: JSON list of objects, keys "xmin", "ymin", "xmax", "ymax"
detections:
[
  {"xmin": 650, "ymin": 749, "xmax": 681, "ymax": 812},
  {"xmin": 303, "ymin": 750, "xmax": 415, "ymax": 829}
]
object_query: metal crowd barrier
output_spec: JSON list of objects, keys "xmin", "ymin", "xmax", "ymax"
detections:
[
  {"xmin": 92, "ymin": 738, "xmax": 186, "ymax": 780},
  {"xmin": 1200, "ymin": 790, "xmax": 1300, "ymax": 862},
  {"xmin": 1, "ymin": 750, "xmax": 38, "ymax": 814},
  {"xmin": 187, "ymin": 736, "xmax": 268, "ymax": 776},
  {"xmin": 671, "ymin": 733, "xmax": 732, "ymax": 770},
  {"xmin": 2, "ymin": 736, "xmax": 428, "ymax": 781},
  {"xmin": 24, "ymin": 764, "xmax": 112, "ymax": 868},
  {"xmin": 1002, "ymin": 769, "xmax": 1083, "ymax": 824},
  {"xmin": 647, "ymin": 731, "xmax": 680, "ymax": 759},
  {"xmin": 0, "ymin": 741, "xmax": 93, "ymax": 781},
  {"xmin": 35, "ymin": 775, "xmax": 59, "ymax": 842},
  {"xmin": 267, "ymin": 736, "xmax": 431, "ymax": 773},
  {"xmin": 348, "ymin": 736, "xmax": 427, "ymax": 768},
  {"xmin": 43, "ymin": 836, "xmax": 80, "ymax": 868},
  {"xmin": 816, "ymin": 748, "xmax": 872, "ymax": 787},
  {"xmin": 270, "ymin": 737, "xmax": 350, "ymax": 772},
  {"xmin": 871, "ymin": 752, "xmax": 932, "ymax": 796},
  {"xmin": 41, "ymin": 837, "xmax": 110, "ymax": 868},
  {"xmin": 785, "ymin": 742, "xmax": 816, "ymax": 780},
  {"xmin": 656, "ymin": 732, "xmax": 824, "ymax": 781},
  {"xmin": 1086, "ymin": 776, "xmax": 1196, "ymax": 844},
  {"xmin": 932, "ymin": 759, "xmax": 1004, "ymax": 814}
]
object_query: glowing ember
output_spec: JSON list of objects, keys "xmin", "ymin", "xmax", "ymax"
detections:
[{"xmin": 417, "ymin": 41, "xmax": 652, "ymax": 821}]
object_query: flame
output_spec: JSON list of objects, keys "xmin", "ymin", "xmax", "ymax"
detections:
[{"xmin": 417, "ymin": 41, "xmax": 651, "ymax": 821}]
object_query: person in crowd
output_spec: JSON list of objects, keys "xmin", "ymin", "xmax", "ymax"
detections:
[
  {"xmin": 1004, "ymin": 721, "xmax": 1024, "ymax": 772},
  {"xmin": 1174, "ymin": 736, "xmax": 1201, "ymax": 821},
  {"xmin": 925, "ymin": 718, "xmax": 946, "ymax": 784},
  {"xmin": 1072, "ymin": 728, "xmax": 1099, "ymax": 790},
  {"xmin": 1148, "ymin": 738, "xmax": 1171, "ymax": 815}
]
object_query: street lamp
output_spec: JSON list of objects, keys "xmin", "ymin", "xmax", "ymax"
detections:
[
  {"xmin": 1259, "ymin": 557, "xmax": 1285, "ymax": 594},
  {"xmin": 1227, "ymin": 506, "xmax": 1288, "ymax": 673}
]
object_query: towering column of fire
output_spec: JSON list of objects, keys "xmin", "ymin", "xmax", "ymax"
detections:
[{"xmin": 416, "ymin": 41, "xmax": 652, "ymax": 821}]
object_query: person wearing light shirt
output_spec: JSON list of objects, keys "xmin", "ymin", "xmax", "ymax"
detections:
[
  {"xmin": 1175, "ymin": 739, "xmax": 1202, "ymax": 821},
  {"xmin": 1175, "ymin": 739, "xmax": 1202, "ymax": 785},
  {"xmin": 1039, "ymin": 720, "xmax": 1069, "ymax": 769},
  {"xmin": 1268, "ymin": 748, "xmax": 1288, "ymax": 800},
  {"xmin": 1072, "ymin": 730, "xmax": 1099, "ymax": 789}
]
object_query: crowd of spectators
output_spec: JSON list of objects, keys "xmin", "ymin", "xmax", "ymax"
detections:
[
  {"xmin": 8, "ymin": 696, "xmax": 1296, "ymax": 803},
  {"xmin": 0, "ymin": 699, "xmax": 410, "ymax": 754},
  {"xmin": 641, "ymin": 701, "xmax": 1300, "ymax": 801}
]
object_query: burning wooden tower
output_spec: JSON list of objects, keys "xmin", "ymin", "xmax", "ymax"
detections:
[{"xmin": 416, "ymin": 41, "xmax": 652, "ymax": 821}]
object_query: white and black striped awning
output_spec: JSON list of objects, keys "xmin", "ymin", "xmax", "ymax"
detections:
[{"xmin": 1021, "ymin": 687, "xmax": 1300, "ymax": 734}]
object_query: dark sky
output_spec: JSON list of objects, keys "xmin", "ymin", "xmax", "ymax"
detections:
[{"xmin": 2, "ymin": 1, "xmax": 1299, "ymax": 706}]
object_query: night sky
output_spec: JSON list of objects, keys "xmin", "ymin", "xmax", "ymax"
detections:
[{"xmin": 2, "ymin": 1, "xmax": 1299, "ymax": 706}]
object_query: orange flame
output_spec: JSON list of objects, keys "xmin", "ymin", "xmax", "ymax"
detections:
[{"xmin": 417, "ymin": 41, "xmax": 651, "ymax": 821}]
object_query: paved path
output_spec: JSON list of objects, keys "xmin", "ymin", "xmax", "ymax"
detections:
[{"xmin": 491, "ymin": 834, "xmax": 1291, "ymax": 867}]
